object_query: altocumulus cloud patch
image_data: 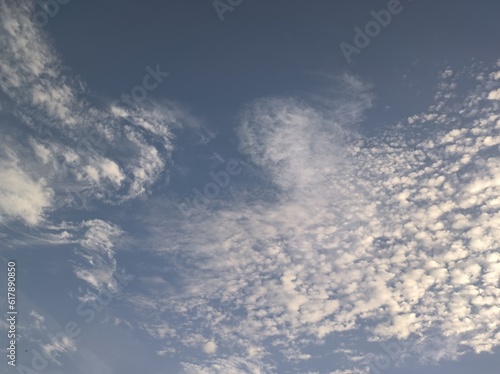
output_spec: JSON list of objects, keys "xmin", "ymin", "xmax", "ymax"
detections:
[{"xmin": 121, "ymin": 64, "xmax": 500, "ymax": 372}]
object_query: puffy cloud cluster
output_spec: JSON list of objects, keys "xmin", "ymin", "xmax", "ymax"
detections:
[{"xmin": 127, "ymin": 63, "xmax": 500, "ymax": 372}]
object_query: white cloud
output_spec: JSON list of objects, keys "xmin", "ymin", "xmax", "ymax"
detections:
[
  {"xmin": 490, "ymin": 71, "xmax": 500, "ymax": 80},
  {"xmin": 487, "ymin": 88, "xmax": 500, "ymax": 100},
  {"xmin": 180, "ymin": 357, "xmax": 272, "ymax": 374},
  {"xmin": 40, "ymin": 333, "xmax": 77, "ymax": 365},
  {"xmin": 127, "ymin": 61, "xmax": 500, "ymax": 372},
  {"xmin": 29, "ymin": 309, "xmax": 46, "ymax": 330},
  {"xmin": 0, "ymin": 0, "xmax": 209, "ymax": 218},
  {"xmin": 73, "ymin": 220, "xmax": 126, "ymax": 295},
  {"xmin": 441, "ymin": 68, "xmax": 454, "ymax": 78},
  {"xmin": 141, "ymin": 322, "xmax": 176, "ymax": 340},
  {"xmin": 0, "ymin": 159, "xmax": 53, "ymax": 225},
  {"xmin": 330, "ymin": 369, "xmax": 369, "ymax": 374},
  {"xmin": 203, "ymin": 341, "xmax": 218, "ymax": 354}
]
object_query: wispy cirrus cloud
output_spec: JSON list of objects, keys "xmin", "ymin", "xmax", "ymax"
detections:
[{"xmin": 0, "ymin": 0, "xmax": 209, "ymax": 227}]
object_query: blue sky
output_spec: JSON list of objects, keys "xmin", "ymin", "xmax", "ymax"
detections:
[{"xmin": 1, "ymin": 0, "xmax": 500, "ymax": 373}]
